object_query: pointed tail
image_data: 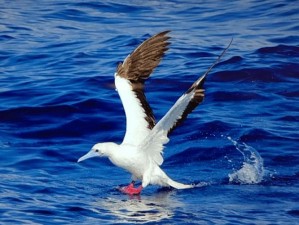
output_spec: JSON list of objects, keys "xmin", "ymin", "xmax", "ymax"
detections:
[{"xmin": 167, "ymin": 177, "xmax": 194, "ymax": 189}]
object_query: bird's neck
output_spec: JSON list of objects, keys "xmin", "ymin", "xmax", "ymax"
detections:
[{"xmin": 103, "ymin": 142, "xmax": 120, "ymax": 158}]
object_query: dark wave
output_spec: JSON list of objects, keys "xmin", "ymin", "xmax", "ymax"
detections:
[
  {"xmin": 212, "ymin": 68, "xmax": 285, "ymax": 82},
  {"xmin": 257, "ymin": 45, "xmax": 299, "ymax": 57},
  {"xmin": 218, "ymin": 56, "xmax": 244, "ymax": 65},
  {"xmin": 0, "ymin": 34, "xmax": 15, "ymax": 41},
  {"xmin": 0, "ymin": 105, "xmax": 77, "ymax": 123},
  {"xmin": 264, "ymin": 172, "xmax": 299, "ymax": 187},
  {"xmin": 287, "ymin": 209, "xmax": 299, "ymax": 218},
  {"xmin": 166, "ymin": 145, "xmax": 234, "ymax": 165},
  {"xmin": 211, "ymin": 90, "xmax": 268, "ymax": 101},
  {"xmin": 239, "ymin": 128, "xmax": 277, "ymax": 142}
]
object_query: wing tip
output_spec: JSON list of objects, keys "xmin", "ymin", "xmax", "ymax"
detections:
[
  {"xmin": 116, "ymin": 30, "xmax": 172, "ymax": 81},
  {"xmin": 186, "ymin": 39, "xmax": 233, "ymax": 94}
]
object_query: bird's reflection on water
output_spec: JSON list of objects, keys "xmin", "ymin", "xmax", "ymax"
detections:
[{"xmin": 95, "ymin": 188, "xmax": 183, "ymax": 223}]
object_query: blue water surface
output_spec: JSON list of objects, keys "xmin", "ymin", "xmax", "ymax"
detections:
[{"xmin": 1, "ymin": 0, "xmax": 299, "ymax": 224}]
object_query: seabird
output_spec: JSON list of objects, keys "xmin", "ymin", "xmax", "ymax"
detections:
[{"xmin": 78, "ymin": 31, "xmax": 232, "ymax": 195}]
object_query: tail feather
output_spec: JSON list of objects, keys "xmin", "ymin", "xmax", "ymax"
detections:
[{"xmin": 167, "ymin": 178, "xmax": 194, "ymax": 189}]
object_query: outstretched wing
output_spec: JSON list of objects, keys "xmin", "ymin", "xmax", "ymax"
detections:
[
  {"xmin": 141, "ymin": 39, "xmax": 233, "ymax": 165},
  {"xmin": 163, "ymin": 39, "xmax": 233, "ymax": 135},
  {"xmin": 115, "ymin": 31, "xmax": 170, "ymax": 145}
]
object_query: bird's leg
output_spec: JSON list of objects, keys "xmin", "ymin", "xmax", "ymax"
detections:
[{"xmin": 120, "ymin": 181, "xmax": 143, "ymax": 195}]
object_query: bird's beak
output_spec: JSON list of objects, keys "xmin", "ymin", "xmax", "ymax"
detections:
[{"xmin": 77, "ymin": 150, "xmax": 98, "ymax": 163}]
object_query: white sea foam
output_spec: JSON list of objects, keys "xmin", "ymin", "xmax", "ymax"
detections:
[{"xmin": 227, "ymin": 137, "xmax": 264, "ymax": 184}]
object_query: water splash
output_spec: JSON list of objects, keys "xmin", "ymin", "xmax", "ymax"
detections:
[{"xmin": 227, "ymin": 137, "xmax": 264, "ymax": 184}]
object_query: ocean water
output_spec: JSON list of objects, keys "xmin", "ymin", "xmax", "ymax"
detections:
[{"xmin": 1, "ymin": 0, "xmax": 299, "ymax": 224}]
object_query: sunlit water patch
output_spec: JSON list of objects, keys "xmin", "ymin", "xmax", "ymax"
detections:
[{"xmin": 98, "ymin": 193, "xmax": 177, "ymax": 224}]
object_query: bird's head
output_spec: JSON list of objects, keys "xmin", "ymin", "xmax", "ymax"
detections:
[{"xmin": 77, "ymin": 143, "xmax": 111, "ymax": 163}]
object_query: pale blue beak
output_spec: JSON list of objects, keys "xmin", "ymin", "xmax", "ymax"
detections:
[{"xmin": 77, "ymin": 150, "xmax": 98, "ymax": 163}]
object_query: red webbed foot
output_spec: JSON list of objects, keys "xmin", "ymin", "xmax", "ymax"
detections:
[{"xmin": 119, "ymin": 183, "xmax": 143, "ymax": 195}]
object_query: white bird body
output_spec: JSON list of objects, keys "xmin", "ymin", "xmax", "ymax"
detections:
[{"xmin": 78, "ymin": 31, "xmax": 231, "ymax": 194}]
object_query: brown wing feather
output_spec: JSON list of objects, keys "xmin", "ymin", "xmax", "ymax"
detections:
[{"xmin": 117, "ymin": 30, "xmax": 170, "ymax": 81}]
